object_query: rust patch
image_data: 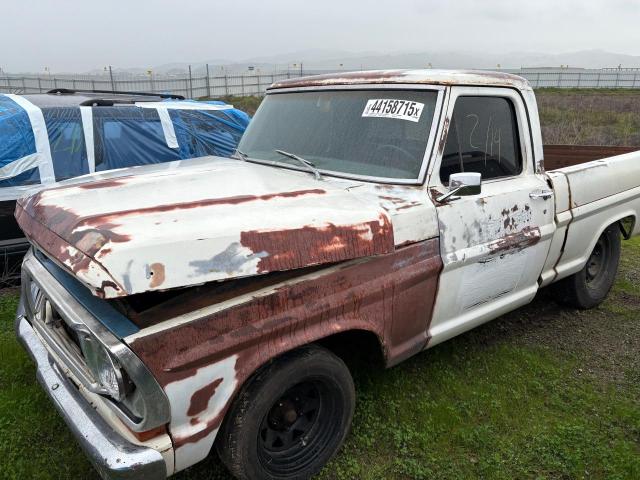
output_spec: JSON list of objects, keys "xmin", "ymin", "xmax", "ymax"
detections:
[
  {"xmin": 124, "ymin": 424, "xmax": 167, "ymax": 442},
  {"xmin": 96, "ymin": 281, "xmax": 121, "ymax": 298},
  {"xmin": 77, "ymin": 179, "xmax": 129, "ymax": 190},
  {"xmin": 14, "ymin": 186, "xmax": 327, "ymax": 289},
  {"xmin": 187, "ymin": 378, "xmax": 223, "ymax": 417},
  {"xmin": 239, "ymin": 214, "xmax": 394, "ymax": 273},
  {"xmin": 268, "ymin": 69, "xmax": 527, "ymax": 90},
  {"xmin": 148, "ymin": 263, "xmax": 166, "ymax": 289},
  {"xmin": 429, "ymin": 187, "xmax": 444, "ymax": 201},
  {"xmin": 20, "ymin": 188, "xmax": 327, "ymax": 234},
  {"xmin": 438, "ymin": 116, "xmax": 450, "ymax": 156},
  {"xmin": 15, "ymin": 200, "xmax": 131, "ymax": 276},
  {"xmin": 489, "ymin": 226, "xmax": 541, "ymax": 255},
  {"xmin": 130, "ymin": 239, "xmax": 443, "ymax": 446},
  {"xmin": 379, "ymin": 195, "xmax": 409, "ymax": 205},
  {"xmin": 269, "ymin": 70, "xmax": 408, "ymax": 89}
]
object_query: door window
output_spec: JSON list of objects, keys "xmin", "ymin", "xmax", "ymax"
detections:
[{"xmin": 440, "ymin": 96, "xmax": 522, "ymax": 184}]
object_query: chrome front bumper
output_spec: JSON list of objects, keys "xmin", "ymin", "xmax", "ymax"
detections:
[{"xmin": 15, "ymin": 306, "xmax": 167, "ymax": 480}]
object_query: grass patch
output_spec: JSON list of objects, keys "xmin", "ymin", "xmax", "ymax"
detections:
[
  {"xmin": 1, "ymin": 239, "xmax": 638, "ymax": 479},
  {"xmin": 536, "ymin": 90, "xmax": 640, "ymax": 146},
  {"xmin": 0, "ymin": 294, "xmax": 97, "ymax": 479},
  {"xmin": 199, "ymin": 95, "xmax": 263, "ymax": 116}
]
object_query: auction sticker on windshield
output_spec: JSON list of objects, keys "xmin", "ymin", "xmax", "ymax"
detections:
[{"xmin": 362, "ymin": 99, "xmax": 424, "ymax": 122}]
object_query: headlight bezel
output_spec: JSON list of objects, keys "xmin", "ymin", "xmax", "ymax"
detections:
[
  {"xmin": 79, "ymin": 334, "xmax": 126, "ymax": 402},
  {"xmin": 21, "ymin": 249, "xmax": 171, "ymax": 432}
]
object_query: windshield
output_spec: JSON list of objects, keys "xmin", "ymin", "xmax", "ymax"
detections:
[{"xmin": 237, "ymin": 89, "xmax": 439, "ymax": 180}]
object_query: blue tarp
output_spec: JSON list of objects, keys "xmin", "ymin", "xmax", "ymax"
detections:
[
  {"xmin": 0, "ymin": 95, "xmax": 249, "ymax": 199},
  {"xmin": 0, "ymin": 95, "xmax": 41, "ymax": 188}
]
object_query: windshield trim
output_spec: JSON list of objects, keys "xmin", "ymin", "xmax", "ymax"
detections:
[{"xmin": 243, "ymin": 84, "xmax": 446, "ymax": 185}]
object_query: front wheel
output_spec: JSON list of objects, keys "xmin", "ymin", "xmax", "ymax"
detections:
[
  {"xmin": 552, "ymin": 224, "xmax": 621, "ymax": 309},
  {"xmin": 216, "ymin": 345, "xmax": 355, "ymax": 480}
]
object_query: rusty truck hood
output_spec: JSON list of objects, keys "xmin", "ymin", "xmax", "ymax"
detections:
[{"xmin": 15, "ymin": 157, "xmax": 436, "ymax": 298}]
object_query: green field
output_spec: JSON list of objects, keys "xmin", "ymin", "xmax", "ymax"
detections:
[{"xmin": 1, "ymin": 238, "xmax": 638, "ymax": 479}]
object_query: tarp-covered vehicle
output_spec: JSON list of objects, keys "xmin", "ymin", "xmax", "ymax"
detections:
[{"xmin": 0, "ymin": 89, "xmax": 249, "ymax": 285}]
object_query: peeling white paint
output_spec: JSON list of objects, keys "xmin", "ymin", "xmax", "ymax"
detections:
[{"xmin": 165, "ymin": 354, "xmax": 239, "ymax": 472}]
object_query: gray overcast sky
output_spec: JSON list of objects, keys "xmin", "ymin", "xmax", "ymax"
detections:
[{"xmin": 2, "ymin": 0, "xmax": 639, "ymax": 72}]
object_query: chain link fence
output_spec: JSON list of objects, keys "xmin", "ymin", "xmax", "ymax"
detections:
[
  {"xmin": 0, "ymin": 70, "xmax": 308, "ymax": 98},
  {"xmin": 2, "ymin": 68, "xmax": 640, "ymax": 98}
]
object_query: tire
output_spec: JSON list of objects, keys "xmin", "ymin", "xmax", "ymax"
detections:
[
  {"xmin": 552, "ymin": 224, "xmax": 621, "ymax": 309},
  {"xmin": 216, "ymin": 345, "xmax": 355, "ymax": 480}
]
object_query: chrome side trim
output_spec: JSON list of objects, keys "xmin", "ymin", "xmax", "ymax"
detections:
[
  {"xmin": 16, "ymin": 314, "xmax": 167, "ymax": 480},
  {"xmin": 21, "ymin": 250, "xmax": 170, "ymax": 431}
]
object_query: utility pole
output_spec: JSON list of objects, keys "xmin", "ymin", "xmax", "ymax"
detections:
[
  {"xmin": 205, "ymin": 63, "xmax": 211, "ymax": 98},
  {"xmin": 147, "ymin": 69, "xmax": 154, "ymax": 93}
]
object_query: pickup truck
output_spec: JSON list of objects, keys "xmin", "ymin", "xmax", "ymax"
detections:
[{"xmin": 14, "ymin": 70, "xmax": 640, "ymax": 480}]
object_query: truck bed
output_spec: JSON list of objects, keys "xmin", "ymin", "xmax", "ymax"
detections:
[
  {"xmin": 544, "ymin": 146, "xmax": 640, "ymax": 285},
  {"xmin": 543, "ymin": 144, "xmax": 637, "ymax": 170}
]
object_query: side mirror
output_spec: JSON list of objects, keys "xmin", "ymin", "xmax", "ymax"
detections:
[{"xmin": 437, "ymin": 172, "xmax": 482, "ymax": 203}]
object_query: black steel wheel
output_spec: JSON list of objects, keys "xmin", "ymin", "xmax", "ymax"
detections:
[
  {"xmin": 552, "ymin": 224, "xmax": 621, "ymax": 309},
  {"xmin": 216, "ymin": 345, "xmax": 355, "ymax": 480}
]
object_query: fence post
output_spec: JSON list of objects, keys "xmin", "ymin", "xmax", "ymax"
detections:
[
  {"xmin": 53, "ymin": 77, "xmax": 57, "ymax": 88},
  {"xmin": 241, "ymin": 75, "xmax": 245, "ymax": 96},
  {"xmin": 597, "ymin": 72, "xmax": 601, "ymax": 88},
  {"xmin": 615, "ymin": 71, "xmax": 620, "ymax": 88},
  {"xmin": 205, "ymin": 64, "xmax": 211, "ymax": 98},
  {"xmin": 37, "ymin": 77, "xmax": 42, "ymax": 93},
  {"xmin": 21, "ymin": 77, "xmax": 26, "ymax": 93},
  {"xmin": 109, "ymin": 65, "xmax": 115, "ymax": 92},
  {"xmin": 188, "ymin": 65, "xmax": 193, "ymax": 99},
  {"xmin": 224, "ymin": 75, "xmax": 229, "ymax": 96},
  {"xmin": 92, "ymin": 79, "xmax": 96, "ymax": 91}
]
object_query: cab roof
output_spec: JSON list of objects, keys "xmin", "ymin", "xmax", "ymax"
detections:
[{"xmin": 268, "ymin": 69, "xmax": 531, "ymax": 91}]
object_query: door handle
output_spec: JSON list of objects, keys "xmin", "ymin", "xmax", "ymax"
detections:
[{"xmin": 529, "ymin": 189, "xmax": 553, "ymax": 200}]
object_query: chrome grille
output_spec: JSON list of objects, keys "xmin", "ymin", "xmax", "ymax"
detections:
[
  {"xmin": 20, "ymin": 249, "xmax": 171, "ymax": 431},
  {"xmin": 23, "ymin": 273, "xmax": 104, "ymax": 393}
]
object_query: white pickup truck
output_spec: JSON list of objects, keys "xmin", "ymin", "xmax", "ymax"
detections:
[{"xmin": 14, "ymin": 70, "xmax": 640, "ymax": 480}]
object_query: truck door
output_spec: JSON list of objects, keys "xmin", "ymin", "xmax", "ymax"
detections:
[{"xmin": 428, "ymin": 87, "xmax": 556, "ymax": 346}]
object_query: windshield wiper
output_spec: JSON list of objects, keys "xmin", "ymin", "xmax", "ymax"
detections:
[
  {"xmin": 233, "ymin": 149, "xmax": 248, "ymax": 161},
  {"xmin": 274, "ymin": 149, "xmax": 322, "ymax": 181}
]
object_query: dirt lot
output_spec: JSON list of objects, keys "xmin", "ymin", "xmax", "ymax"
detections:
[{"xmin": 0, "ymin": 90, "xmax": 638, "ymax": 479}]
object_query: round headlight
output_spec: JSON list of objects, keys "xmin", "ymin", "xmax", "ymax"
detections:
[{"xmin": 80, "ymin": 336, "xmax": 124, "ymax": 401}]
